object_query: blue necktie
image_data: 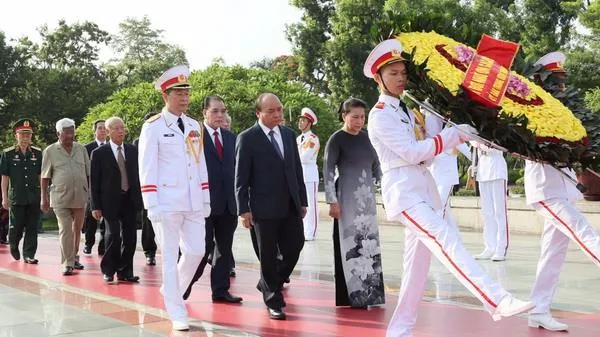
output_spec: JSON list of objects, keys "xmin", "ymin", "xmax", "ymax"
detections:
[{"xmin": 269, "ymin": 130, "xmax": 283, "ymax": 160}]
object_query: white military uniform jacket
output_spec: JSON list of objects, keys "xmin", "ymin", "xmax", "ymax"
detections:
[
  {"xmin": 472, "ymin": 141, "xmax": 507, "ymax": 182},
  {"xmin": 367, "ymin": 94, "xmax": 465, "ymax": 220},
  {"xmin": 524, "ymin": 160, "xmax": 582, "ymax": 205},
  {"xmin": 138, "ymin": 110, "xmax": 211, "ymax": 215},
  {"xmin": 296, "ymin": 130, "xmax": 320, "ymax": 183}
]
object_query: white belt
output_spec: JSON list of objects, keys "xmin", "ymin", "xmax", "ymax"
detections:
[{"xmin": 381, "ymin": 158, "xmax": 424, "ymax": 174}]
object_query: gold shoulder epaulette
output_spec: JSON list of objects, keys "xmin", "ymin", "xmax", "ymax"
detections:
[
  {"xmin": 3, "ymin": 146, "xmax": 15, "ymax": 153},
  {"xmin": 31, "ymin": 146, "xmax": 42, "ymax": 151},
  {"xmin": 146, "ymin": 114, "xmax": 162, "ymax": 123}
]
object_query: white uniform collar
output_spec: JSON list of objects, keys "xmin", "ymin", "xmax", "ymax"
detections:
[
  {"xmin": 301, "ymin": 130, "xmax": 313, "ymax": 136},
  {"xmin": 379, "ymin": 94, "xmax": 401, "ymax": 110},
  {"xmin": 162, "ymin": 109, "xmax": 187, "ymax": 127}
]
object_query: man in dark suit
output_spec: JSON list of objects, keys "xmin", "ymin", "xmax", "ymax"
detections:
[
  {"xmin": 90, "ymin": 117, "xmax": 143, "ymax": 283},
  {"xmin": 235, "ymin": 93, "xmax": 307, "ymax": 320},
  {"xmin": 83, "ymin": 119, "xmax": 108, "ymax": 255},
  {"xmin": 183, "ymin": 95, "xmax": 242, "ymax": 303}
]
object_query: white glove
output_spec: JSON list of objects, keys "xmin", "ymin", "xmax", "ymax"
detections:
[
  {"xmin": 203, "ymin": 203, "xmax": 211, "ymax": 218},
  {"xmin": 455, "ymin": 124, "xmax": 478, "ymax": 142}
]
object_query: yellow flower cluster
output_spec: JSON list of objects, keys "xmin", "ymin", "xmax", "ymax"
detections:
[{"xmin": 397, "ymin": 32, "xmax": 587, "ymax": 142}]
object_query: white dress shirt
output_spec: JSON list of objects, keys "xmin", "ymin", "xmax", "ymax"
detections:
[
  {"xmin": 258, "ymin": 120, "xmax": 285, "ymax": 158},
  {"xmin": 204, "ymin": 121, "xmax": 222, "ymax": 147},
  {"xmin": 109, "ymin": 140, "xmax": 126, "ymax": 162}
]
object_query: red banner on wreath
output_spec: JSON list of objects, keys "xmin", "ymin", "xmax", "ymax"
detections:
[{"xmin": 462, "ymin": 54, "xmax": 510, "ymax": 107}]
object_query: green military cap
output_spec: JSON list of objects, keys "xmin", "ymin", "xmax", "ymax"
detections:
[{"xmin": 13, "ymin": 118, "xmax": 35, "ymax": 134}]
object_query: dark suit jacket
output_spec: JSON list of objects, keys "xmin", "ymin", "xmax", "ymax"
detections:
[
  {"xmin": 90, "ymin": 143, "xmax": 143, "ymax": 219},
  {"xmin": 85, "ymin": 141, "xmax": 100, "ymax": 157},
  {"xmin": 204, "ymin": 127, "xmax": 237, "ymax": 216},
  {"xmin": 235, "ymin": 124, "xmax": 307, "ymax": 219}
]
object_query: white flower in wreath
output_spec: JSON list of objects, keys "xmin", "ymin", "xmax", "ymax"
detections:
[
  {"xmin": 348, "ymin": 255, "xmax": 375, "ymax": 281},
  {"xmin": 358, "ymin": 239, "xmax": 380, "ymax": 258}
]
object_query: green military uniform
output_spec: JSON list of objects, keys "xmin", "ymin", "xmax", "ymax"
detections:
[{"xmin": 0, "ymin": 119, "xmax": 42, "ymax": 262}]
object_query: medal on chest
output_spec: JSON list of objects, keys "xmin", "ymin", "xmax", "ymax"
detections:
[{"xmin": 185, "ymin": 130, "xmax": 204, "ymax": 163}]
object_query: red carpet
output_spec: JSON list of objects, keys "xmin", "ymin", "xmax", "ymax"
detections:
[{"xmin": 1, "ymin": 238, "xmax": 598, "ymax": 336}]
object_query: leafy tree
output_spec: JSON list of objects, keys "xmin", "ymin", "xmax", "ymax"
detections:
[
  {"xmin": 0, "ymin": 32, "xmax": 30, "ymax": 138},
  {"xmin": 585, "ymin": 88, "xmax": 600, "ymax": 114},
  {"xmin": 107, "ymin": 16, "xmax": 188, "ymax": 87},
  {"xmin": 79, "ymin": 64, "xmax": 338, "ymax": 150},
  {"xmin": 286, "ymin": 0, "xmax": 334, "ymax": 94},
  {"xmin": 34, "ymin": 20, "xmax": 111, "ymax": 71},
  {"xmin": 1, "ymin": 21, "xmax": 115, "ymax": 146}
]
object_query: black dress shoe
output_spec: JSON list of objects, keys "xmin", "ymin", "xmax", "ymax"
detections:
[
  {"xmin": 63, "ymin": 266, "xmax": 74, "ymax": 276},
  {"xmin": 83, "ymin": 246, "xmax": 92, "ymax": 255},
  {"xmin": 267, "ymin": 308, "xmax": 286, "ymax": 320},
  {"xmin": 229, "ymin": 268, "xmax": 236, "ymax": 277},
  {"xmin": 117, "ymin": 275, "xmax": 140, "ymax": 283},
  {"xmin": 0, "ymin": 238, "xmax": 8, "ymax": 245},
  {"xmin": 284, "ymin": 277, "xmax": 290, "ymax": 284},
  {"xmin": 10, "ymin": 247, "xmax": 20, "ymax": 260},
  {"xmin": 103, "ymin": 274, "xmax": 114, "ymax": 283},
  {"xmin": 24, "ymin": 257, "xmax": 39, "ymax": 264},
  {"xmin": 146, "ymin": 256, "xmax": 156, "ymax": 266},
  {"xmin": 212, "ymin": 292, "xmax": 243, "ymax": 303},
  {"xmin": 73, "ymin": 261, "xmax": 84, "ymax": 270}
]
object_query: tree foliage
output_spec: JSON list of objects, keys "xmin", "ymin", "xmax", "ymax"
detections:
[
  {"xmin": 106, "ymin": 16, "xmax": 188, "ymax": 87},
  {"xmin": 288, "ymin": 0, "xmax": 590, "ymax": 105},
  {"xmin": 78, "ymin": 64, "xmax": 339, "ymax": 151}
]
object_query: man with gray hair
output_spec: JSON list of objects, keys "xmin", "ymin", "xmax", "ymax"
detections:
[{"xmin": 41, "ymin": 118, "xmax": 90, "ymax": 275}]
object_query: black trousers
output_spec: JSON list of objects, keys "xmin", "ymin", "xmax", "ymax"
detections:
[
  {"xmin": 0, "ymin": 208, "xmax": 10, "ymax": 242},
  {"xmin": 140, "ymin": 209, "xmax": 157, "ymax": 257},
  {"xmin": 254, "ymin": 205, "xmax": 305, "ymax": 309},
  {"xmin": 84, "ymin": 202, "xmax": 105, "ymax": 253},
  {"xmin": 100, "ymin": 193, "xmax": 137, "ymax": 277},
  {"xmin": 187, "ymin": 212, "xmax": 237, "ymax": 297},
  {"xmin": 9, "ymin": 203, "xmax": 40, "ymax": 258}
]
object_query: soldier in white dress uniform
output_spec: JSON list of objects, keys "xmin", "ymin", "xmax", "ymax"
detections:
[
  {"xmin": 471, "ymin": 141, "xmax": 509, "ymax": 261},
  {"xmin": 296, "ymin": 108, "xmax": 320, "ymax": 240},
  {"xmin": 363, "ymin": 39, "xmax": 534, "ymax": 337},
  {"xmin": 138, "ymin": 65, "xmax": 211, "ymax": 331},
  {"xmin": 525, "ymin": 52, "xmax": 600, "ymax": 332}
]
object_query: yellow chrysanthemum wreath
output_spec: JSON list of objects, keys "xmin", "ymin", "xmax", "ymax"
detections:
[{"xmin": 397, "ymin": 31, "xmax": 586, "ymax": 143}]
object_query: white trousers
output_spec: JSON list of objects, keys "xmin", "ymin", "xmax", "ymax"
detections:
[
  {"xmin": 530, "ymin": 198, "xmax": 600, "ymax": 314},
  {"xmin": 478, "ymin": 179, "xmax": 509, "ymax": 257},
  {"xmin": 303, "ymin": 181, "xmax": 318, "ymax": 240},
  {"xmin": 387, "ymin": 203, "xmax": 508, "ymax": 337},
  {"xmin": 151, "ymin": 211, "xmax": 206, "ymax": 321},
  {"xmin": 437, "ymin": 184, "xmax": 458, "ymax": 230}
]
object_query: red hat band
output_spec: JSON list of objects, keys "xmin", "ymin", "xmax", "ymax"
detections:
[
  {"xmin": 301, "ymin": 113, "xmax": 315, "ymax": 124},
  {"xmin": 160, "ymin": 75, "xmax": 188, "ymax": 91}
]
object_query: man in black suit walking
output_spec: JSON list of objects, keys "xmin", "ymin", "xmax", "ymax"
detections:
[
  {"xmin": 83, "ymin": 120, "xmax": 108, "ymax": 255},
  {"xmin": 183, "ymin": 95, "xmax": 242, "ymax": 303},
  {"xmin": 90, "ymin": 117, "xmax": 143, "ymax": 283},
  {"xmin": 235, "ymin": 93, "xmax": 307, "ymax": 320}
]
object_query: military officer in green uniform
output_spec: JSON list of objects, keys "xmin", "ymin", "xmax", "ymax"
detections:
[{"xmin": 0, "ymin": 118, "xmax": 42, "ymax": 263}]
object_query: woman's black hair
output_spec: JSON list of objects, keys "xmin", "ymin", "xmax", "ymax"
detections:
[
  {"xmin": 338, "ymin": 97, "xmax": 368, "ymax": 121},
  {"xmin": 201, "ymin": 95, "xmax": 224, "ymax": 111}
]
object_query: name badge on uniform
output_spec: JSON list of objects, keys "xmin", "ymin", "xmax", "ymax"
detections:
[
  {"xmin": 12, "ymin": 157, "xmax": 20, "ymax": 161},
  {"xmin": 163, "ymin": 133, "xmax": 175, "ymax": 137}
]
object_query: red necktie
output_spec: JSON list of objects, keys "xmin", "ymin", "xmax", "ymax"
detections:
[{"xmin": 214, "ymin": 131, "xmax": 223, "ymax": 160}]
